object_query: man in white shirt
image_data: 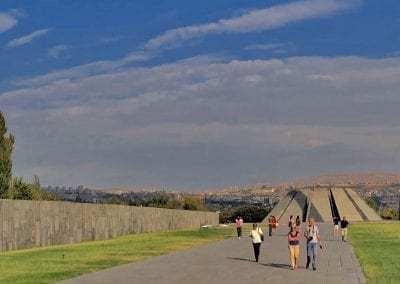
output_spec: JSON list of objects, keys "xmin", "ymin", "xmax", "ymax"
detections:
[{"xmin": 304, "ymin": 217, "xmax": 322, "ymax": 270}]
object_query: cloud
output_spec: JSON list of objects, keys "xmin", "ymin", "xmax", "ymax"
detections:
[
  {"xmin": 245, "ymin": 42, "xmax": 296, "ymax": 54},
  {"xmin": 17, "ymin": 52, "xmax": 151, "ymax": 87},
  {"xmin": 245, "ymin": 43, "xmax": 292, "ymax": 51},
  {"xmin": 144, "ymin": 0, "xmax": 359, "ymax": 50},
  {"xmin": 7, "ymin": 28, "xmax": 50, "ymax": 47},
  {"xmin": 0, "ymin": 12, "xmax": 18, "ymax": 32},
  {"xmin": 3, "ymin": 55, "xmax": 400, "ymax": 189},
  {"xmin": 48, "ymin": 45, "xmax": 71, "ymax": 58},
  {"xmin": 4, "ymin": 55, "xmax": 400, "ymax": 126}
]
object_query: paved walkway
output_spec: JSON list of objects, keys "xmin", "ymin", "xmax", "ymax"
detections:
[{"xmin": 58, "ymin": 223, "xmax": 366, "ymax": 284}]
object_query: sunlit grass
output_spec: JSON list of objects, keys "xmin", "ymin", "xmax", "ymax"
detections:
[
  {"xmin": 0, "ymin": 227, "xmax": 232, "ymax": 284},
  {"xmin": 350, "ymin": 222, "xmax": 400, "ymax": 284}
]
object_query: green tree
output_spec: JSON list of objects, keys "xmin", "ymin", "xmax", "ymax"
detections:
[
  {"xmin": 166, "ymin": 198, "xmax": 183, "ymax": 209},
  {"xmin": 219, "ymin": 208, "xmax": 237, "ymax": 224},
  {"xmin": 380, "ymin": 208, "xmax": 397, "ymax": 220},
  {"xmin": 0, "ymin": 112, "xmax": 14, "ymax": 198},
  {"xmin": 182, "ymin": 195, "xmax": 207, "ymax": 211},
  {"xmin": 10, "ymin": 177, "xmax": 33, "ymax": 200},
  {"xmin": 146, "ymin": 191, "xmax": 171, "ymax": 207},
  {"xmin": 235, "ymin": 205, "xmax": 270, "ymax": 223}
]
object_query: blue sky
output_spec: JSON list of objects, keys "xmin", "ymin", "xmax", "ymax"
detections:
[{"xmin": 1, "ymin": 0, "xmax": 400, "ymax": 190}]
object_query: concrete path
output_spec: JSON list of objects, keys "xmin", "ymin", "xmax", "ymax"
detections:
[{"xmin": 58, "ymin": 223, "xmax": 366, "ymax": 284}]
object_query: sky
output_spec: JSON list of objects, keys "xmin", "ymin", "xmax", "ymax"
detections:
[{"xmin": 1, "ymin": 0, "xmax": 400, "ymax": 191}]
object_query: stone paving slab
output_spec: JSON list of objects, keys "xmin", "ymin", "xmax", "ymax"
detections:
[{"xmin": 58, "ymin": 223, "xmax": 366, "ymax": 284}]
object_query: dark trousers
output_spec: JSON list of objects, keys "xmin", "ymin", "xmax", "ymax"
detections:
[
  {"xmin": 237, "ymin": 227, "xmax": 242, "ymax": 237},
  {"xmin": 252, "ymin": 242, "xmax": 261, "ymax": 262},
  {"xmin": 268, "ymin": 225, "xmax": 273, "ymax": 236}
]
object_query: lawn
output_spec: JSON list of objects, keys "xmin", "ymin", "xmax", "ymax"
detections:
[
  {"xmin": 0, "ymin": 227, "xmax": 232, "ymax": 284},
  {"xmin": 349, "ymin": 222, "xmax": 400, "ymax": 284}
]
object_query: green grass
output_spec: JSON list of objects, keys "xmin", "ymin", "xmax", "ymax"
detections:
[
  {"xmin": 349, "ymin": 222, "xmax": 400, "ymax": 284},
  {"xmin": 0, "ymin": 227, "xmax": 232, "ymax": 284}
]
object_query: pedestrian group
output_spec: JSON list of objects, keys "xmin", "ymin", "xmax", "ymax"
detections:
[{"xmin": 239, "ymin": 214, "xmax": 349, "ymax": 270}]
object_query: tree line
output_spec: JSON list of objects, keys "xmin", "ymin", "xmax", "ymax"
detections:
[
  {"xmin": 99, "ymin": 191, "xmax": 210, "ymax": 211},
  {"xmin": 0, "ymin": 112, "xmax": 56, "ymax": 200}
]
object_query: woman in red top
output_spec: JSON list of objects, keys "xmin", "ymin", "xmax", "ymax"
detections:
[{"xmin": 235, "ymin": 216, "xmax": 243, "ymax": 239}]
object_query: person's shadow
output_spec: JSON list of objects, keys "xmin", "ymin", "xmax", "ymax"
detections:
[
  {"xmin": 228, "ymin": 257, "xmax": 256, "ymax": 263},
  {"xmin": 260, "ymin": 263, "xmax": 290, "ymax": 270}
]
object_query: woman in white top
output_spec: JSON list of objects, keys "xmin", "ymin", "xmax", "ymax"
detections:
[{"xmin": 249, "ymin": 223, "xmax": 264, "ymax": 262}]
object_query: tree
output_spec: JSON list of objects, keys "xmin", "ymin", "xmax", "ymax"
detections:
[
  {"xmin": 0, "ymin": 112, "xmax": 14, "ymax": 197},
  {"xmin": 6, "ymin": 176, "xmax": 45, "ymax": 200},
  {"xmin": 219, "ymin": 205, "xmax": 270, "ymax": 224},
  {"xmin": 380, "ymin": 208, "xmax": 397, "ymax": 220},
  {"xmin": 182, "ymin": 195, "xmax": 207, "ymax": 211},
  {"xmin": 10, "ymin": 177, "xmax": 33, "ymax": 200}
]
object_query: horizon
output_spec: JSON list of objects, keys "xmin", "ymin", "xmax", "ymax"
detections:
[
  {"xmin": 1, "ymin": 1, "xmax": 400, "ymax": 191},
  {"xmin": 45, "ymin": 171, "xmax": 400, "ymax": 192}
]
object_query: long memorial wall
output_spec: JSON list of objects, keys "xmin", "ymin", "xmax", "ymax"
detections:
[{"xmin": 0, "ymin": 199, "xmax": 219, "ymax": 252}]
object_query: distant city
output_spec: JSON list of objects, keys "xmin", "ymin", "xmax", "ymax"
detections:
[{"xmin": 43, "ymin": 179, "xmax": 400, "ymax": 213}]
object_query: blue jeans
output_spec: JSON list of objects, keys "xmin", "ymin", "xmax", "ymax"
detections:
[{"xmin": 307, "ymin": 242, "xmax": 318, "ymax": 267}]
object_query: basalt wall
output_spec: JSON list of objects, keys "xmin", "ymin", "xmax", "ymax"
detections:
[{"xmin": 0, "ymin": 199, "xmax": 219, "ymax": 252}]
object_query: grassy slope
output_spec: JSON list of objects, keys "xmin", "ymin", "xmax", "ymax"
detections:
[
  {"xmin": 350, "ymin": 222, "xmax": 400, "ymax": 284},
  {"xmin": 0, "ymin": 228, "xmax": 232, "ymax": 284}
]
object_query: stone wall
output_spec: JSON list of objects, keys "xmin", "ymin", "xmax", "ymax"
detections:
[{"xmin": 0, "ymin": 199, "xmax": 219, "ymax": 252}]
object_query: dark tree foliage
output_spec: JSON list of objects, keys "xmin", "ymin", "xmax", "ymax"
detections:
[
  {"xmin": 219, "ymin": 205, "xmax": 270, "ymax": 224},
  {"xmin": 0, "ymin": 112, "xmax": 14, "ymax": 197},
  {"xmin": 100, "ymin": 191, "xmax": 210, "ymax": 211},
  {"xmin": 12, "ymin": 177, "xmax": 34, "ymax": 200}
]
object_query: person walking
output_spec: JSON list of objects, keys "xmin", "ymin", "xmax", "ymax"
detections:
[
  {"xmin": 249, "ymin": 223, "xmax": 264, "ymax": 262},
  {"xmin": 340, "ymin": 216, "xmax": 349, "ymax": 242},
  {"xmin": 333, "ymin": 216, "xmax": 340, "ymax": 240},
  {"xmin": 272, "ymin": 216, "xmax": 278, "ymax": 230},
  {"xmin": 295, "ymin": 215, "xmax": 301, "ymax": 231},
  {"xmin": 304, "ymin": 217, "xmax": 322, "ymax": 270},
  {"xmin": 235, "ymin": 216, "xmax": 243, "ymax": 239},
  {"xmin": 288, "ymin": 224, "xmax": 300, "ymax": 270},
  {"xmin": 288, "ymin": 215, "xmax": 294, "ymax": 227},
  {"xmin": 268, "ymin": 216, "xmax": 274, "ymax": 236}
]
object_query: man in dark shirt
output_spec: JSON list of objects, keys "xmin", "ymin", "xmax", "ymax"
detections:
[{"xmin": 340, "ymin": 216, "xmax": 349, "ymax": 242}]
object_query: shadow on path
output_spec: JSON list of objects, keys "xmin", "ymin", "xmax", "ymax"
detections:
[
  {"xmin": 261, "ymin": 263, "xmax": 290, "ymax": 270},
  {"xmin": 228, "ymin": 257, "xmax": 255, "ymax": 263}
]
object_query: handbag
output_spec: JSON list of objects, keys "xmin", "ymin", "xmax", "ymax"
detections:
[{"xmin": 258, "ymin": 228, "xmax": 264, "ymax": 242}]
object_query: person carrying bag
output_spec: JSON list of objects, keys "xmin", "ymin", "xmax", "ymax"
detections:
[{"xmin": 249, "ymin": 223, "xmax": 264, "ymax": 262}]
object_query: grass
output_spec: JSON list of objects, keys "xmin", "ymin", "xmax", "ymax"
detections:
[
  {"xmin": 349, "ymin": 222, "xmax": 400, "ymax": 284},
  {"xmin": 0, "ymin": 227, "xmax": 232, "ymax": 284}
]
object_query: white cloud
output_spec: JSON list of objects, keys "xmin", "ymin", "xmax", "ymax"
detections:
[
  {"xmin": 245, "ymin": 43, "xmax": 293, "ymax": 51},
  {"xmin": 3, "ymin": 55, "xmax": 400, "ymax": 189},
  {"xmin": 48, "ymin": 45, "xmax": 71, "ymax": 58},
  {"xmin": 17, "ymin": 52, "xmax": 151, "ymax": 87},
  {"xmin": 0, "ymin": 12, "xmax": 18, "ymax": 32},
  {"xmin": 145, "ymin": 0, "xmax": 358, "ymax": 50},
  {"xmin": 7, "ymin": 28, "xmax": 50, "ymax": 47}
]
